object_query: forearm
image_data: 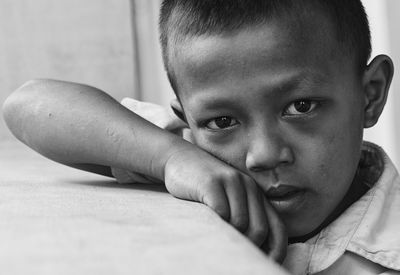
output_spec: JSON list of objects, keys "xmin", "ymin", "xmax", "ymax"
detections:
[{"xmin": 2, "ymin": 79, "xmax": 186, "ymax": 181}]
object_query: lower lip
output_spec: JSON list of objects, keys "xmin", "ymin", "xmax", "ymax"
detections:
[{"xmin": 268, "ymin": 190, "xmax": 306, "ymax": 213}]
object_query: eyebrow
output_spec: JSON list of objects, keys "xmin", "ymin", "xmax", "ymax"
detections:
[
  {"xmin": 190, "ymin": 71, "xmax": 327, "ymax": 110},
  {"xmin": 274, "ymin": 71, "xmax": 328, "ymax": 94}
]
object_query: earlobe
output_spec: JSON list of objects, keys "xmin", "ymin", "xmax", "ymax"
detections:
[
  {"xmin": 170, "ymin": 98, "xmax": 187, "ymax": 122},
  {"xmin": 362, "ymin": 54, "xmax": 394, "ymax": 128}
]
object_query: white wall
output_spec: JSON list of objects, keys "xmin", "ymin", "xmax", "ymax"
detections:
[
  {"xmin": 362, "ymin": 0, "xmax": 399, "ymax": 166},
  {"xmin": 132, "ymin": 0, "xmax": 175, "ymax": 107},
  {"xmin": 0, "ymin": 0, "xmax": 137, "ymax": 141}
]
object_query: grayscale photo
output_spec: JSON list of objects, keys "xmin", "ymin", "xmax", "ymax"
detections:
[{"xmin": 1, "ymin": 0, "xmax": 400, "ymax": 274}]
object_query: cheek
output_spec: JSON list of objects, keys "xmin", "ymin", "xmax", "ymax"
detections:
[
  {"xmin": 294, "ymin": 112, "xmax": 362, "ymax": 187},
  {"xmin": 308, "ymin": 129, "xmax": 362, "ymax": 195}
]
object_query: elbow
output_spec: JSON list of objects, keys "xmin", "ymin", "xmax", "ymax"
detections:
[
  {"xmin": 2, "ymin": 79, "xmax": 45, "ymax": 137},
  {"xmin": 3, "ymin": 80, "xmax": 31, "ymax": 116},
  {"xmin": 2, "ymin": 83, "xmax": 24, "ymax": 132}
]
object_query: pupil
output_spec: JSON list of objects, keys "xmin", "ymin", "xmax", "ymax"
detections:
[
  {"xmin": 215, "ymin": 117, "xmax": 231, "ymax": 128},
  {"xmin": 294, "ymin": 101, "xmax": 311, "ymax": 112}
]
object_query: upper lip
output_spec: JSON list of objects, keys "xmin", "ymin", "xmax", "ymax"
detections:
[{"xmin": 266, "ymin": 185, "xmax": 303, "ymax": 199}]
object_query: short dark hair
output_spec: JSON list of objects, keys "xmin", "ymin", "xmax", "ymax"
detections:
[{"xmin": 159, "ymin": 0, "xmax": 371, "ymax": 94}]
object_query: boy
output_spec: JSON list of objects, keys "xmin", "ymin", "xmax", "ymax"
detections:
[{"xmin": 3, "ymin": 0, "xmax": 400, "ymax": 273}]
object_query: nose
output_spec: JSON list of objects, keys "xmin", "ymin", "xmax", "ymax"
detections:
[{"xmin": 245, "ymin": 127, "xmax": 294, "ymax": 172}]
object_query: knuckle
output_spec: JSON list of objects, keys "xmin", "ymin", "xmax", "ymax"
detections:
[
  {"xmin": 222, "ymin": 169, "xmax": 239, "ymax": 182},
  {"xmin": 203, "ymin": 173, "xmax": 217, "ymax": 186},
  {"xmin": 213, "ymin": 204, "xmax": 230, "ymax": 220},
  {"xmin": 200, "ymin": 176, "xmax": 222, "ymax": 195},
  {"xmin": 230, "ymin": 214, "xmax": 249, "ymax": 232},
  {"xmin": 203, "ymin": 193, "xmax": 230, "ymax": 220},
  {"xmin": 249, "ymin": 225, "xmax": 268, "ymax": 245}
]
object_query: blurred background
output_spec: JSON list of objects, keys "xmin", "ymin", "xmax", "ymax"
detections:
[{"xmin": 0, "ymin": 0, "xmax": 399, "ymax": 166}]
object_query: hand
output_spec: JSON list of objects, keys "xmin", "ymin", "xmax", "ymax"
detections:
[{"xmin": 163, "ymin": 145, "xmax": 287, "ymax": 262}]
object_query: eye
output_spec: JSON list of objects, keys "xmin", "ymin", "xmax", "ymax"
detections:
[
  {"xmin": 206, "ymin": 116, "xmax": 239, "ymax": 130},
  {"xmin": 284, "ymin": 100, "xmax": 319, "ymax": 116}
]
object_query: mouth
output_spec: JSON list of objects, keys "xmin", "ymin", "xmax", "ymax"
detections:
[{"xmin": 266, "ymin": 185, "xmax": 306, "ymax": 213}]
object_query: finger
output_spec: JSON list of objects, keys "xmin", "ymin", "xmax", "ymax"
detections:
[
  {"xmin": 244, "ymin": 181, "xmax": 268, "ymax": 246},
  {"xmin": 261, "ymin": 198, "xmax": 287, "ymax": 263},
  {"xmin": 223, "ymin": 178, "xmax": 249, "ymax": 233},
  {"xmin": 201, "ymin": 182, "xmax": 231, "ymax": 222}
]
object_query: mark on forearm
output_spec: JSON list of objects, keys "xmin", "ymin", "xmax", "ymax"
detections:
[{"xmin": 106, "ymin": 127, "xmax": 121, "ymax": 143}]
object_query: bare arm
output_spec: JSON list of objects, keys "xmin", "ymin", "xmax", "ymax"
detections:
[{"xmin": 2, "ymin": 79, "xmax": 181, "ymax": 180}]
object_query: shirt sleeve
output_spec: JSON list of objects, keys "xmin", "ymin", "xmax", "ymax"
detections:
[{"xmin": 111, "ymin": 97, "xmax": 192, "ymax": 184}]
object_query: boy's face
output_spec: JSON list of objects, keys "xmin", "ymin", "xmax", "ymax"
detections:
[{"xmin": 169, "ymin": 12, "xmax": 366, "ymax": 237}]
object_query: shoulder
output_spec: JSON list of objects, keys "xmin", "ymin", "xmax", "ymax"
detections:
[{"xmin": 316, "ymin": 252, "xmax": 399, "ymax": 275}]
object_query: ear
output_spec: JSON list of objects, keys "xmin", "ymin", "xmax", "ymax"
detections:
[
  {"xmin": 362, "ymin": 55, "xmax": 394, "ymax": 128},
  {"xmin": 170, "ymin": 98, "xmax": 187, "ymax": 123}
]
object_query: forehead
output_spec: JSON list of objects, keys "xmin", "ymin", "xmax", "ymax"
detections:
[{"xmin": 169, "ymin": 9, "xmax": 351, "ymax": 103}]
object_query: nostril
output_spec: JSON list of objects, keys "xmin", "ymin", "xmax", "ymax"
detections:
[
  {"xmin": 280, "ymin": 159, "xmax": 292, "ymax": 166},
  {"xmin": 249, "ymin": 166, "xmax": 265, "ymax": 172}
]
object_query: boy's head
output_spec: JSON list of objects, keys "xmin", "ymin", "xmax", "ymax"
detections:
[
  {"xmin": 160, "ymin": 0, "xmax": 372, "ymax": 93},
  {"xmin": 159, "ymin": 0, "xmax": 394, "ymax": 238}
]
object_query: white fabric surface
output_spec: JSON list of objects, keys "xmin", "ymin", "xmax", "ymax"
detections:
[{"xmin": 0, "ymin": 140, "xmax": 289, "ymax": 275}]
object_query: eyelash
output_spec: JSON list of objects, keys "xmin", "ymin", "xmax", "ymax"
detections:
[
  {"xmin": 202, "ymin": 99, "xmax": 321, "ymax": 131},
  {"xmin": 204, "ymin": 116, "xmax": 239, "ymax": 130},
  {"xmin": 283, "ymin": 99, "xmax": 320, "ymax": 117}
]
